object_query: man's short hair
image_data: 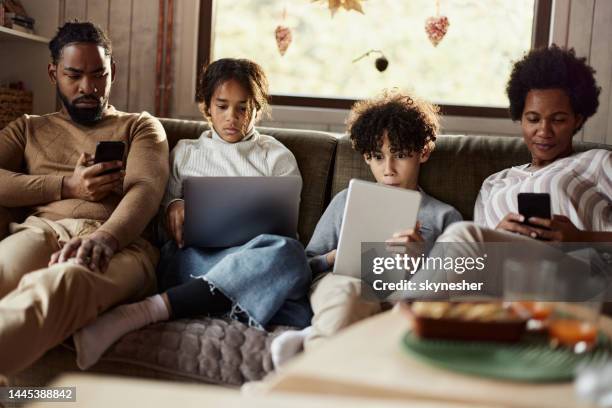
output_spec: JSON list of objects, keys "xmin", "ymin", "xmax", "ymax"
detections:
[
  {"xmin": 348, "ymin": 90, "xmax": 440, "ymax": 157},
  {"xmin": 49, "ymin": 21, "xmax": 112, "ymax": 64}
]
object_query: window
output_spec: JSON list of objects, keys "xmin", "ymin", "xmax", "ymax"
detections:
[{"xmin": 198, "ymin": 0, "xmax": 551, "ymax": 117}]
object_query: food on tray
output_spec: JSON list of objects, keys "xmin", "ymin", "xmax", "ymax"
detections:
[
  {"xmin": 411, "ymin": 301, "xmax": 522, "ymax": 322},
  {"xmin": 406, "ymin": 301, "xmax": 527, "ymax": 342},
  {"xmin": 510, "ymin": 301, "xmax": 553, "ymax": 321}
]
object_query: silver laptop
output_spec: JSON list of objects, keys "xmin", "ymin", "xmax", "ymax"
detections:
[
  {"xmin": 333, "ymin": 179, "xmax": 421, "ymax": 277},
  {"xmin": 183, "ymin": 176, "xmax": 301, "ymax": 248}
]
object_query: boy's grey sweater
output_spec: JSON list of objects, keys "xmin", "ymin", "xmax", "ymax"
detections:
[{"xmin": 305, "ymin": 188, "xmax": 463, "ymax": 276}]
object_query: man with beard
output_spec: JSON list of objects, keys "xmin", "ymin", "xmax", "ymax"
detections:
[{"xmin": 0, "ymin": 21, "xmax": 169, "ymax": 375}]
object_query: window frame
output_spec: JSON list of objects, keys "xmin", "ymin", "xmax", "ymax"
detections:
[{"xmin": 196, "ymin": 0, "xmax": 552, "ymax": 118}]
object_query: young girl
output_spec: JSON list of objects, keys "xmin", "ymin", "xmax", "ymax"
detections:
[{"xmin": 73, "ymin": 58, "xmax": 312, "ymax": 369}]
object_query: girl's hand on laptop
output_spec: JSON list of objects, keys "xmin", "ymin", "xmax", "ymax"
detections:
[{"xmin": 166, "ymin": 200, "xmax": 185, "ymax": 248}]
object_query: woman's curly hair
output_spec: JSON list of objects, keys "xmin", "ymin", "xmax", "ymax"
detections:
[
  {"xmin": 348, "ymin": 90, "xmax": 439, "ymax": 158},
  {"xmin": 506, "ymin": 45, "xmax": 600, "ymax": 131}
]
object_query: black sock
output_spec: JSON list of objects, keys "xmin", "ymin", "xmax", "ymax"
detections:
[{"xmin": 166, "ymin": 278, "xmax": 232, "ymax": 319}]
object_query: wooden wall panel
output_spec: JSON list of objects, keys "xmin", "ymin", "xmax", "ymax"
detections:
[
  {"xmin": 127, "ymin": 0, "xmax": 160, "ymax": 114},
  {"xmin": 108, "ymin": 0, "xmax": 133, "ymax": 111},
  {"xmin": 171, "ymin": 0, "xmax": 200, "ymax": 119},
  {"xmin": 567, "ymin": 0, "xmax": 595, "ymax": 61},
  {"xmin": 608, "ymin": 83, "xmax": 612, "ymax": 146},
  {"xmin": 64, "ymin": 0, "xmax": 86, "ymax": 21},
  {"xmin": 584, "ymin": 0, "xmax": 612, "ymax": 144},
  {"xmin": 566, "ymin": 0, "xmax": 595, "ymax": 142},
  {"xmin": 550, "ymin": 0, "xmax": 570, "ymax": 46},
  {"xmin": 86, "ymin": 0, "xmax": 110, "ymax": 32}
]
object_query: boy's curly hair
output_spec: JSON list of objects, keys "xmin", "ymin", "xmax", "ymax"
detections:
[
  {"xmin": 348, "ymin": 90, "xmax": 439, "ymax": 157},
  {"xmin": 506, "ymin": 45, "xmax": 600, "ymax": 132},
  {"xmin": 49, "ymin": 21, "xmax": 112, "ymax": 64},
  {"xmin": 196, "ymin": 58, "xmax": 270, "ymax": 120}
]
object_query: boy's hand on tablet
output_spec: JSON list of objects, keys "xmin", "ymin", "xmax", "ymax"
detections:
[
  {"xmin": 385, "ymin": 222, "xmax": 424, "ymax": 256},
  {"xmin": 166, "ymin": 200, "xmax": 185, "ymax": 248},
  {"xmin": 325, "ymin": 249, "xmax": 337, "ymax": 267},
  {"xmin": 387, "ymin": 221, "xmax": 424, "ymax": 245}
]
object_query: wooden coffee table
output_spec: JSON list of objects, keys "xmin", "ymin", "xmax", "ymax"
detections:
[
  {"xmin": 26, "ymin": 373, "xmax": 475, "ymax": 408},
  {"xmin": 257, "ymin": 307, "xmax": 611, "ymax": 408}
]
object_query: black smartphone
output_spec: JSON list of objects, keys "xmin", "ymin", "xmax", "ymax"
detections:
[
  {"xmin": 94, "ymin": 141, "xmax": 125, "ymax": 174},
  {"xmin": 517, "ymin": 193, "xmax": 551, "ymax": 228}
]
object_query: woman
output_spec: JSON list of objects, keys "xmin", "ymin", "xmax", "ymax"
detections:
[
  {"xmin": 418, "ymin": 45, "xmax": 610, "ymax": 302},
  {"xmin": 472, "ymin": 44, "xmax": 610, "ymax": 241}
]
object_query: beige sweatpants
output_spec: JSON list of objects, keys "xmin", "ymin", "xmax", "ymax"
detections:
[
  {"xmin": 306, "ymin": 272, "xmax": 382, "ymax": 350},
  {"xmin": 0, "ymin": 215, "xmax": 158, "ymax": 375}
]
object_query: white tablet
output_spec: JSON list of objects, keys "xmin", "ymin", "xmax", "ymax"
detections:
[{"xmin": 333, "ymin": 179, "xmax": 422, "ymax": 278}]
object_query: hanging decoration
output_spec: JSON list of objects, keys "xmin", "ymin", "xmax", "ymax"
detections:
[
  {"xmin": 353, "ymin": 49, "xmax": 389, "ymax": 72},
  {"xmin": 274, "ymin": 7, "xmax": 293, "ymax": 56},
  {"xmin": 425, "ymin": 0, "xmax": 449, "ymax": 47},
  {"xmin": 313, "ymin": 0, "xmax": 365, "ymax": 17}
]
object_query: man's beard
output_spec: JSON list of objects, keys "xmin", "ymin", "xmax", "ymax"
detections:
[{"xmin": 57, "ymin": 86, "xmax": 106, "ymax": 126}]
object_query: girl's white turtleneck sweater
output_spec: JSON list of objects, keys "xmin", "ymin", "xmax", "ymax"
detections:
[{"xmin": 163, "ymin": 127, "xmax": 301, "ymax": 208}]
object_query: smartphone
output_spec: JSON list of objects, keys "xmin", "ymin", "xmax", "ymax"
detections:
[
  {"xmin": 94, "ymin": 141, "xmax": 125, "ymax": 175},
  {"xmin": 517, "ymin": 193, "xmax": 551, "ymax": 229}
]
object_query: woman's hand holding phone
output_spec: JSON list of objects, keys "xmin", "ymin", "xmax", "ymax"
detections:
[
  {"xmin": 496, "ymin": 213, "xmax": 584, "ymax": 241},
  {"xmin": 524, "ymin": 215, "xmax": 584, "ymax": 242},
  {"xmin": 166, "ymin": 200, "xmax": 185, "ymax": 248},
  {"xmin": 496, "ymin": 213, "xmax": 534, "ymax": 236}
]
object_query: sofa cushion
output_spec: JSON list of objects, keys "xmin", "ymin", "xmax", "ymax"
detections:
[
  {"xmin": 332, "ymin": 134, "xmax": 611, "ymax": 220},
  {"xmin": 9, "ymin": 318, "xmax": 288, "ymax": 387},
  {"xmin": 158, "ymin": 119, "xmax": 337, "ymax": 246}
]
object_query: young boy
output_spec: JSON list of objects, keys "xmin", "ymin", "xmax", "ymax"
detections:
[{"xmin": 271, "ymin": 91, "xmax": 462, "ymax": 365}]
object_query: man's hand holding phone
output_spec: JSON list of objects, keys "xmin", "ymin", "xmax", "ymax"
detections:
[
  {"xmin": 166, "ymin": 200, "xmax": 185, "ymax": 248},
  {"xmin": 62, "ymin": 152, "xmax": 124, "ymax": 201}
]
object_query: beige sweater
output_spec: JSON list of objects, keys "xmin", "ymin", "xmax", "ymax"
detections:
[{"xmin": 0, "ymin": 106, "xmax": 169, "ymax": 248}]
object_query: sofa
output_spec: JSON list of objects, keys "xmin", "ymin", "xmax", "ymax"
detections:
[{"xmin": 7, "ymin": 117, "xmax": 611, "ymax": 387}]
